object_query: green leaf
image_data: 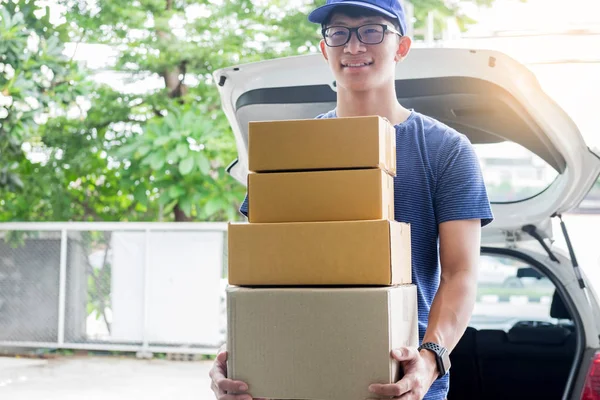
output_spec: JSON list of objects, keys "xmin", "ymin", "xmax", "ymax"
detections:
[
  {"xmin": 163, "ymin": 199, "xmax": 178, "ymax": 214},
  {"xmin": 182, "ymin": 110, "xmax": 196, "ymax": 128},
  {"xmin": 170, "ymin": 130, "xmax": 183, "ymax": 140},
  {"xmin": 115, "ymin": 143, "xmax": 138, "ymax": 158},
  {"xmin": 164, "ymin": 111, "xmax": 180, "ymax": 132},
  {"xmin": 154, "ymin": 136, "xmax": 170, "ymax": 146},
  {"xmin": 176, "ymin": 143, "xmax": 188, "ymax": 158},
  {"xmin": 196, "ymin": 152, "xmax": 210, "ymax": 175},
  {"xmin": 134, "ymin": 185, "xmax": 148, "ymax": 206},
  {"xmin": 168, "ymin": 185, "xmax": 185, "ymax": 199},
  {"xmin": 137, "ymin": 144, "xmax": 151, "ymax": 157},
  {"xmin": 158, "ymin": 191, "xmax": 172, "ymax": 207},
  {"xmin": 204, "ymin": 198, "xmax": 222, "ymax": 216},
  {"xmin": 179, "ymin": 156, "xmax": 195, "ymax": 175},
  {"xmin": 166, "ymin": 149, "xmax": 179, "ymax": 163},
  {"xmin": 179, "ymin": 196, "xmax": 192, "ymax": 217},
  {"xmin": 140, "ymin": 155, "xmax": 153, "ymax": 166},
  {"xmin": 150, "ymin": 154, "xmax": 165, "ymax": 170}
]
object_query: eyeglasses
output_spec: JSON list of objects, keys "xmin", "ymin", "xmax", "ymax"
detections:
[{"xmin": 321, "ymin": 23, "xmax": 402, "ymax": 47}]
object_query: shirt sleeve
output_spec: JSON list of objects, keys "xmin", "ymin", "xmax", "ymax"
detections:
[
  {"xmin": 434, "ymin": 133, "xmax": 494, "ymax": 227},
  {"xmin": 239, "ymin": 192, "xmax": 249, "ymax": 218}
]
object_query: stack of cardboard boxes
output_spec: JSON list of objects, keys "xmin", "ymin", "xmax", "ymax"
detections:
[{"xmin": 227, "ymin": 116, "xmax": 418, "ymax": 400}]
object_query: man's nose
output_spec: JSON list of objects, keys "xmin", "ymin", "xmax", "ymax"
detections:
[{"xmin": 344, "ymin": 32, "xmax": 365, "ymax": 54}]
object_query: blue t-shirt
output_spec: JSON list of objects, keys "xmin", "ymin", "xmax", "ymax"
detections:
[{"xmin": 239, "ymin": 109, "xmax": 494, "ymax": 399}]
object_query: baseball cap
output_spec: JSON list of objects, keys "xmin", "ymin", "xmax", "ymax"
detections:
[{"xmin": 308, "ymin": 0, "xmax": 407, "ymax": 36}]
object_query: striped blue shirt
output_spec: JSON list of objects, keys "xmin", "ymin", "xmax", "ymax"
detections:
[{"xmin": 239, "ymin": 109, "xmax": 494, "ymax": 399}]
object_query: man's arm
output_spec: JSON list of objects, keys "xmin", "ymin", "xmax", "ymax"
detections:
[
  {"xmin": 368, "ymin": 219, "xmax": 481, "ymax": 400},
  {"xmin": 420, "ymin": 218, "xmax": 481, "ymax": 367}
]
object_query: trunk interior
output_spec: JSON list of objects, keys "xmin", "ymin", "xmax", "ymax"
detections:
[{"xmin": 448, "ymin": 249, "xmax": 579, "ymax": 400}]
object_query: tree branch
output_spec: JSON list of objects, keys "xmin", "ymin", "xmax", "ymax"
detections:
[
  {"xmin": 73, "ymin": 237, "xmax": 112, "ymax": 335},
  {"xmin": 81, "ymin": 199, "xmax": 102, "ymax": 221},
  {"xmin": 97, "ymin": 231, "xmax": 112, "ymax": 334},
  {"xmin": 152, "ymin": 107, "xmax": 164, "ymax": 118}
]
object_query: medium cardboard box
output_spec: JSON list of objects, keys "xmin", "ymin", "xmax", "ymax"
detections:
[
  {"xmin": 227, "ymin": 219, "xmax": 411, "ymax": 286},
  {"xmin": 226, "ymin": 285, "xmax": 419, "ymax": 400},
  {"xmin": 248, "ymin": 168, "xmax": 394, "ymax": 223},
  {"xmin": 248, "ymin": 116, "xmax": 396, "ymax": 176}
]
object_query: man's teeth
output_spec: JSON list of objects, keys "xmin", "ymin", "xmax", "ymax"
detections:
[{"xmin": 344, "ymin": 62, "xmax": 371, "ymax": 67}]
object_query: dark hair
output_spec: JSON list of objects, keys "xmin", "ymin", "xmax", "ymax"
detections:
[{"xmin": 321, "ymin": 6, "xmax": 400, "ymax": 31}]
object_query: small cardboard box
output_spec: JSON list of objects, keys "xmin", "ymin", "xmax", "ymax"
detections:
[
  {"xmin": 248, "ymin": 168, "xmax": 394, "ymax": 223},
  {"xmin": 248, "ymin": 116, "xmax": 396, "ymax": 176},
  {"xmin": 226, "ymin": 285, "xmax": 419, "ymax": 400},
  {"xmin": 227, "ymin": 219, "xmax": 411, "ymax": 286}
]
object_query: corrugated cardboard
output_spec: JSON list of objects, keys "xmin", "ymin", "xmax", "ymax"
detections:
[
  {"xmin": 227, "ymin": 220, "xmax": 411, "ymax": 286},
  {"xmin": 248, "ymin": 116, "xmax": 397, "ymax": 176},
  {"xmin": 226, "ymin": 285, "xmax": 419, "ymax": 400},
  {"xmin": 247, "ymin": 168, "xmax": 394, "ymax": 223}
]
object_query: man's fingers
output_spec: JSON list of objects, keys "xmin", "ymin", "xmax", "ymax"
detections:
[
  {"xmin": 218, "ymin": 343, "xmax": 227, "ymax": 354},
  {"xmin": 216, "ymin": 377, "xmax": 249, "ymax": 394},
  {"xmin": 368, "ymin": 382, "xmax": 410, "ymax": 398},
  {"xmin": 217, "ymin": 394, "xmax": 254, "ymax": 400},
  {"xmin": 210, "ymin": 348, "xmax": 254, "ymax": 400},
  {"xmin": 216, "ymin": 350, "xmax": 228, "ymax": 363},
  {"xmin": 210, "ymin": 351, "xmax": 229, "ymax": 382},
  {"xmin": 391, "ymin": 347, "xmax": 419, "ymax": 361},
  {"xmin": 209, "ymin": 364, "xmax": 222, "ymax": 380},
  {"xmin": 366, "ymin": 390, "xmax": 413, "ymax": 400},
  {"xmin": 366, "ymin": 395, "xmax": 412, "ymax": 400}
]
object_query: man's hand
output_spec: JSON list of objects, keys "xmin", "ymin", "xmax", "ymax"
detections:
[
  {"xmin": 209, "ymin": 348, "xmax": 266, "ymax": 400},
  {"xmin": 367, "ymin": 347, "xmax": 438, "ymax": 400}
]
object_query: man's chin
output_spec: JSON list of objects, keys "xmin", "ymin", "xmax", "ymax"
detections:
[{"xmin": 335, "ymin": 78, "xmax": 375, "ymax": 93}]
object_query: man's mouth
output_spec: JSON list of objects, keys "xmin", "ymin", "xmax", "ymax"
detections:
[{"xmin": 341, "ymin": 61, "xmax": 374, "ymax": 68}]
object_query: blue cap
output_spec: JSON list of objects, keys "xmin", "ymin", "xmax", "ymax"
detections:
[{"xmin": 308, "ymin": 0, "xmax": 407, "ymax": 36}]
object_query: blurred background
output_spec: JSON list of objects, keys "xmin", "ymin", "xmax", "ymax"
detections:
[{"xmin": 0, "ymin": 0, "xmax": 599, "ymax": 398}]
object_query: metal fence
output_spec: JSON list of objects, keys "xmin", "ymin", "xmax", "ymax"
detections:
[{"xmin": 0, "ymin": 222, "xmax": 228, "ymax": 356}]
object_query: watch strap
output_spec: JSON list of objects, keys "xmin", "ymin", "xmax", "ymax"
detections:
[{"xmin": 418, "ymin": 342, "xmax": 449, "ymax": 379}]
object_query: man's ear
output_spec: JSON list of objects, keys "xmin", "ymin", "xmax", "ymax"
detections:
[
  {"xmin": 320, "ymin": 39, "xmax": 329, "ymax": 61},
  {"xmin": 394, "ymin": 36, "xmax": 412, "ymax": 62}
]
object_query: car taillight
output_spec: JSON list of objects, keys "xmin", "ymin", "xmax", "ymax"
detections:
[{"xmin": 582, "ymin": 351, "xmax": 600, "ymax": 400}]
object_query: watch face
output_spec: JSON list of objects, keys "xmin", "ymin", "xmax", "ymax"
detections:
[
  {"xmin": 442, "ymin": 349, "xmax": 451, "ymax": 373},
  {"xmin": 421, "ymin": 343, "xmax": 451, "ymax": 378}
]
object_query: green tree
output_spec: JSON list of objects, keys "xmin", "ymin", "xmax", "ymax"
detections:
[
  {"xmin": 65, "ymin": 0, "xmax": 281, "ymax": 221},
  {"xmin": 0, "ymin": 1, "xmax": 84, "ymax": 191},
  {"xmin": 0, "ymin": 1, "xmax": 133, "ymax": 222}
]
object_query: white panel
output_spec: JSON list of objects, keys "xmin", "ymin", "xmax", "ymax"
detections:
[
  {"xmin": 146, "ymin": 231, "xmax": 223, "ymax": 346},
  {"xmin": 110, "ymin": 231, "xmax": 146, "ymax": 342}
]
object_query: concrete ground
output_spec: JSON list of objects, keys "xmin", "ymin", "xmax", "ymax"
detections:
[{"xmin": 0, "ymin": 355, "xmax": 215, "ymax": 400}]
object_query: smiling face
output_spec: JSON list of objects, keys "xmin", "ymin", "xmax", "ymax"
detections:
[{"xmin": 319, "ymin": 10, "xmax": 411, "ymax": 93}]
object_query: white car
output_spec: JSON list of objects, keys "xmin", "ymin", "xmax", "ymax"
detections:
[{"xmin": 213, "ymin": 48, "xmax": 600, "ymax": 400}]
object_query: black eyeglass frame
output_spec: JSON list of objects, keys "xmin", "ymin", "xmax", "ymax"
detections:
[{"xmin": 321, "ymin": 23, "xmax": 403, "ymax": 47}]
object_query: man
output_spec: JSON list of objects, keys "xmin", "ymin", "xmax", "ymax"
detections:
[{"xmin": 210, "ymin": 0, "xmax": 493, "ymax": 399}]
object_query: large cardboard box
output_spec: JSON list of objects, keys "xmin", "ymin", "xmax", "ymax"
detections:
[
  {"xmin": 226, "ymin": 285, "xmax": 419, "ymax": 400},
  {"xmin": 227, "ymin": 220, "xmax": 411, "ymax": 286},
  {"xmin": 247, "ymin": 168, "xmax": 394, "ymax": 223},
  {"xmin": 248, "ymin": 116, "xmax": 396, "ymax": 175}
]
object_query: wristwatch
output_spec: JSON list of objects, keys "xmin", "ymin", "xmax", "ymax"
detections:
[{"xmin": 418, "ymin": 342, "xmax": 451, "ymax": 379}]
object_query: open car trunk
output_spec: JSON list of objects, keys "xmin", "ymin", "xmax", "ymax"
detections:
[
  {"xmin": 449, "ymin": 248, "xmax": 581, "ymax": 400},
  {"xmin": 212, "ymin": 48, "xmax": 600, "ymax": 400},
  {"xmin": 213, "ymin": 48, "xmax": 600, "ymax": 244}
]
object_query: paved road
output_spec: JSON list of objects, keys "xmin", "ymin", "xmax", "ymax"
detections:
[{"xmin": 0, "ymin": 355, "xmax": 214, "ymax": 400}]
